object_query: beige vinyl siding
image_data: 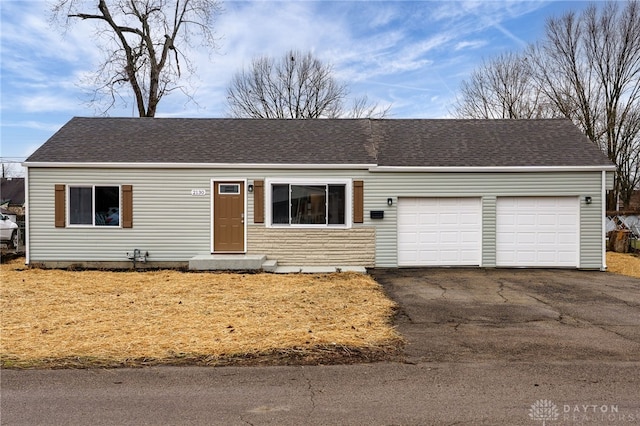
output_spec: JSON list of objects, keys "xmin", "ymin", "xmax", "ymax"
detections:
[
  {"xmin": 28, "ymin": 167, "xmax": 608, "ymax": 269},
  {"xmin": 482, "ymin": 196, "xmax": 497, "ymax": 267},
  {"xmin": 364, "ymin": 171, "xmax": 606, "ymax": 269},
  {"xmin": 27, "ymin": 167, "xmax": 370, "ymax": 263},
  {"xmin": 580, "ymin": 192, "xmax": 605, "ymax": 269}
]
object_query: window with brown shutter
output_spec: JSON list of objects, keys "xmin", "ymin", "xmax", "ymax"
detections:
[
  {"xmin": 54, "ymin": 184, "xmax": 66, "ymax": 227},
  {"xmin": 55, "ymin": 184, "xmax": 132, "ymax": 228},
  {"xmin": 265, "ymin": 180, "xmax": 351, "ymax": 226},
  {"xmin": 253, "ymin": 180, "xmax": 264, "ymax": 224},
  {"xmin": 353, "ymin": 180, "xmax": 364, "ymax": 223}
]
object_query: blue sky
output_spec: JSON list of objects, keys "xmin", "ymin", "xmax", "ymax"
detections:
[{"xmin": 1, "ymin": 0, "xmax": 595, "ymax": 169}]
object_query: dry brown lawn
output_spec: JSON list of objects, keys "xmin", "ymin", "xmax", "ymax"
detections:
[
  {"xmin": 4, "ymin": 252, "xmax": 636, "ymax": 369},
  {"xmin": 606, "ymin": 251, "xmax": 640, "ymax": 278},
  {"xmin": 0, "ymin": 258, "xmax": 402, "ymax": 368}
]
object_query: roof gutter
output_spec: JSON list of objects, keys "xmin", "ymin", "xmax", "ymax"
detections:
[
  {"xmin": 22, "ymin": 162, "xmax": 617, "ymax": 172},
  {"xmin": 369, "ymin": 165, "xmax": 617, "ymax": 172},
  {"xmin": 22, "ymin": 162, "xmax": 377, "ymax": 170}
]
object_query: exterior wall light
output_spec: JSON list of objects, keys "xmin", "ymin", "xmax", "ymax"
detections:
[
  {"xmin": 585, "ymin": 196, "xmax": 592, "ymax": 204},
  {"xmin": 248, "ymin": 184, "xmax": 254, "ymax": 193},
  {"xmin": 387, "ymin": 198, "xmax": 393, "ymax": 206}
]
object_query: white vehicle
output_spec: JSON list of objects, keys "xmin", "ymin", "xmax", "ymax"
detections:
[{"xmin": 0, "ymin": 215, "xmax": 19, "ymax": 248}]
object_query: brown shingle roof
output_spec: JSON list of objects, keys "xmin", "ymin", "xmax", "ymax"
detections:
[
  {"xmin": 373, "ymin": 119, "xmax": 612, "ymax": 167},
  {"xmin": 26, "ymin": 117, "xmax": 612, "ymax": 168},
  {"xmin": 26, "ymin": 118, "xmax": 377, "ymax": 165}
]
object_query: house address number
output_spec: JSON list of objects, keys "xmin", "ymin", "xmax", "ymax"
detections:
[{"xmin": 191, "ymin": 189, "xmax": 207, "ymax": 196}]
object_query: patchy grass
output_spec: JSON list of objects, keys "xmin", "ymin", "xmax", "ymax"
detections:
[
  {"xmin": 607, "ymin": 251, "xmax": 640, "ymax": 279},
  {"xmin": 0, "ymin": 258, "xmax": 402, "ymax": 369}
]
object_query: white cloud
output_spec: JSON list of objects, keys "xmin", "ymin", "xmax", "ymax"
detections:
[
  {"xmin": 492, "ymin": 22, "xmax": 528, "ymax": 48},
  {"xmin": 454, "ymin": 39, "xmax": 488, "ymax": 51},
  {"xmin": 8, "ymin": 94, "xmax": 79, "ymax": 113},
  {"xmin": 2, "ymin": 120, "xmax": 63, "ymax": 133}
]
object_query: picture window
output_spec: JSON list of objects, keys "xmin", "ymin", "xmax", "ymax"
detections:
[{"xmin": 270, "ymin": 183, "xmax": 346, "ymax": 226}]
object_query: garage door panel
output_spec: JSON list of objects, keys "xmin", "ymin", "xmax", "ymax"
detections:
[
  {"xmin": 439, "ymin": 250, "xmax": 461, "ymax": 261},
  {"xmin": 439, "ymin": 231, "xmax": 460, "ymax": 243},
  {"xmin": 500, "ymin": 216, "xmax": 517, "ymax": 226},
  {"xmin": 461, "ymin": 250, "xmax": 480, "ymax": 262},
  {"xmin": 515, "ymin": 251, "xmax": 536, "ymax": 263},
  {"xmin": 537, "ymin": 232, "xmax": 559, "ymax": 244},
  {"xmin": 538, "ymin": 214, "xmax": 558, "ymax": 226},
  {"xmin": 558, "ymin": 215, "xmax": 577, "ymax": 226},
  {"xmin": 398, "ymin": 230, "xmax": 418, "ymax": 242},
  {"xmin": 460, "ymin": 213, "xmax": 480, "ymax": 225},
  {"xmin": 418, "ymin": 231, "xmax": 438, "ymax": 241},
  {"xmin": 417, "ymin": 250, "xmax": 438, "ymax": 262},
  {"xmin": 398, "ymin": 197, "xmax": 481, "ymax": 266},
  {"xmin": 461, "ymin": 231, "xmax": 481, "ymax": 243},
  {"xmin": 419, "ymin": 214, "xmax": 437, "ymax": 224},
  {"xmin": 517, "ymin": 215, "xmax": 536, "ymax": 226},
  {"xmin": 557, "ymin": 251, "xmax": 578, "ymax": 263},
  {"xmin": 497, "ymin": 197, "xmax": 578, "ymax": 267},
  {"xmin": 537, "ymin": 251, "xmax": 558, "ymax": 262},
  {"xmin": 514, "ymin": 232, "xmax": 535, "ymax": 244}
]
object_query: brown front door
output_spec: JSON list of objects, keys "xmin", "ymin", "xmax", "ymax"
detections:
[{"xmin": 213, "ymin": 181, "xmax": 245, "ymax": 252}]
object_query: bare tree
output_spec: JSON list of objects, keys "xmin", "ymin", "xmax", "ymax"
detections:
[
  {"xmin": 454, "ymin": 1, "xmax": 640, "ymax": 209},
  {"xmin": 530, "ymin": 1, "xmax": 640, "ymax": 210},
  {"xmin": 51, "ymin": 0, "xmax": 222, "ymax": 117},
  {"xmin": 344, "ymin": 94, "xmax": 392, "ymax": 119},
  {"xmin": 1, "ymin": 162, "xmax": 24, "ymax": 178},
  {"xmin": 227, "ymin": 50, "xmax": 390, "ymax": 119},
  {"xmin": 453, "ymin": 52, "xmax": 557, "ymax": 119}
]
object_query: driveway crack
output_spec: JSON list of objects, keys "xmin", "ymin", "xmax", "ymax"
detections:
[
  {"xmin": 523, "ymin": 293, "xmax": 564, "ymax": 322},
  {"xmin": 301, "ymin": 368, "xmax": 317, "ymax": 416},
  {"xmin": 436, "ymin": 283, "xmax": 447, "ymax": 298},
  {"xmin": 496, "ymin": 281, "xmax": 508, "ymax": 303},
  {"xmin": 525, "ymin": 293, "xmax": 639, "ymax": 344},
  {"xmin": 592, "ymin": 324, "xmax": 640, "ymax": 344}
]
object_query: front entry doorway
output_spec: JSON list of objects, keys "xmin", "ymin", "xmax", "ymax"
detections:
[{"xmin": 213, "ymin": 181, "xmax": 245, "ymax": 253}]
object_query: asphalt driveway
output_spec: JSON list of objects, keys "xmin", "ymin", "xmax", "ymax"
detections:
[{"xmin": 370, "ymin": 268, "xmax": 640, "ymax": 363}]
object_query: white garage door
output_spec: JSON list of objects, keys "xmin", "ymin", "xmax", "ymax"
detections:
[
  {"xmin": 398, "ymin": 198, "xmax": 482, "ymax": 266},
  {"xmin": 496, "ymin": 197, "xmax": 579, "ymax": 267}
]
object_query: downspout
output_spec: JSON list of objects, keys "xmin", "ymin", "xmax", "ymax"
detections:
[{"xmin": 601, "ymin": 170, "xmax": 606, "ymax": 271}]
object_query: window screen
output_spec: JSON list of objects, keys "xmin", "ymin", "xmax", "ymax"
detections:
[{"xmin": 69, "ymin": 186, "xmax": 120, "ymax": 226}]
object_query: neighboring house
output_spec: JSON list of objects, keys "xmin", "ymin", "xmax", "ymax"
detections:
[
  {"xmin": 1, "ymin": 177, "xmax": 25, "ymax": 216},
  {"xmin": 24, "ymin": 117, "xmax": 614, "ymax": 270}
]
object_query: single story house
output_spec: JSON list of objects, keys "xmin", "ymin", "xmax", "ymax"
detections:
[{"xmin": 24, "ymin": 117, "xmax": 615, "ymax": 270}]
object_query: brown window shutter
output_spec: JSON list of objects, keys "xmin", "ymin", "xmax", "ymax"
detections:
[
  {"xmin": 354, "ymin": 180, "xmax": 364, "ymax": 223},
  {"xmin": 54, "ymin": 184, "xmax": 66, "ymax": 228},
  {"xmin": 253, "ymin": 180, "xmax": 264, "ymax": 224},
  {"xmin": 122, "ymin": 185, "xmax": 133, "ymax": 228}
]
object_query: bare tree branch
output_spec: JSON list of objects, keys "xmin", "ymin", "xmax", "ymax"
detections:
[
  {"xmin": 454, "ymin": 1, "xmax": 640, "ymax": 209},
  {"xmin": 452, "ymin": 52, "xmax": 558, "ymax": 119},
  {"xmin": 227, "ymin": 50, "xmax": 391, "ymax": 119},
  {"xmin": 51, "ymin": 0, "xmax": 222, "ymax": 117}
]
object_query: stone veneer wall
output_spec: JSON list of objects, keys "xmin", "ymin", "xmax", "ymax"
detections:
[{"xmin": 247, "ymin": 226, "xmax": 376, "ymax": 266}]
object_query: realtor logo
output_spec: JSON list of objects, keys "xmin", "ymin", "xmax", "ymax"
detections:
[{"xmin": 529, "ymin": 399, "xmax": 560, "ymax": 425}]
